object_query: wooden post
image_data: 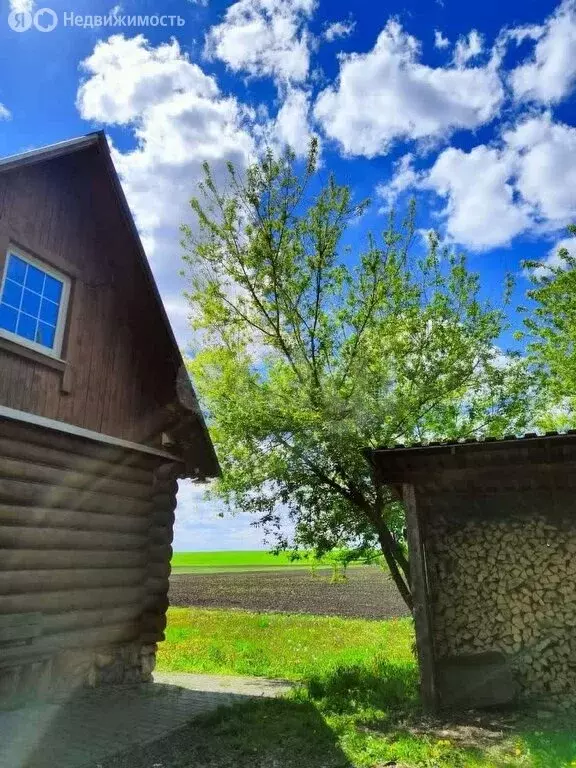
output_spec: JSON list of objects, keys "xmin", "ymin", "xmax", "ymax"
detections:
[{"xmin": 403, "ymin": 483, "xmax": 437, "ymax": 712}]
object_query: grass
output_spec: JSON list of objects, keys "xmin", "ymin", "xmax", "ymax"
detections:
[
  {"xmin": 105, "ymin": 683, "xmax": 576, "ymax": 768},
  {"xmin": 295, "ymin": 662, "xmax": 576, "ymax": 767},
  {"xmin": 143, "ymin": 608, "xmax": 576, "ymax": 768},
  {"xmin": 157, "ymin": 607, "xmax": 413, "ymax": 679}
]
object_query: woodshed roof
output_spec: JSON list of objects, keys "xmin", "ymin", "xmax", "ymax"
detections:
[{"xmin": 366, "ymin": 431, "xmax": 576, "ymax": 496}]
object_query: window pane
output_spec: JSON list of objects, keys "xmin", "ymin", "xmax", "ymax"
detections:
[
  {"xmin": 1, "ymin": 279, "xmax": 22, "ymax": 309},
  {"xmin": 36, "ymin": 322, "xmax": 56, "ymax": 349},
  {"xmin": 1, "ymin": 252, "xmax": 67, "ymax": 353},
  {"xmin": 21, "ymin": 289, "xmax": 41, "ymax": 317},
  {"xmin": 25, "ymin": 264, "xmax": 45, "ymax": 294},
  {"xmin": 43, "ymin": 274, "xmax": 63, "ymax": 303},
  {"xmin": 17, "ymin": 313, "xmax": 37, "ymax": 341},
  {"xmin": 39, "ymin": 298, "xmax": 59, "ymax": 325},
  {"xmin": 0, "ymin": 303, "xmax": 18, "ymax": 333},
  {"xmin": 6, "ymin": 255, "xmax": 27, "ymax": 284}
]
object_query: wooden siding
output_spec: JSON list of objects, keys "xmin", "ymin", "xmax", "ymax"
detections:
[
  {"xmin": 0, "ymin": 146, "xmax": 182, "ymax": 447},
  {"xmin": 0, "ymin": 417, "xmax": 174, "ymax": 692}
]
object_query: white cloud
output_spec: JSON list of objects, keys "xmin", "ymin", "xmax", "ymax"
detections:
[
  {"xmin": 174, "ymin": 480, "xmax": 295, "ymax": 550},
  {"xmin": 434, "ymin": 30, "xmax": 450, "ymax": 49},
  {"xmin": 504, "ymin": 113, "xmax": 576, "ymax": 224},
  {"xmin": 272, "ymin": 87, "xmax": 317, "ymax": 157},
  {"xmin": 403, "ymin": 112, "xmax": 576, "ymax": 251},
  {"xmin": 423, "ymin": 144, "xmax": 531, "ymax": 250},
  {"xmin": 453, "ymin": 30, "xmax": 483, "ymax": 67},
  {"xmin": 205, "ymin": 0, "xmax": 316, "ymax": 84},
  {"xmin": 553, "ymin": 235, "xmax": 576, "ymax": 260},
  {"xmin": 174, "ymin": 480, "xmax": 271, "ymax": 550},
  {"xmin": 324, "ymin": 19, "xmax": 355, "ymax": 42},
  {"xmin": 251, "ymin": 86, "xmax": 320, "ymax": 160},
  {"xmin": 313, "ymin": 20, "xmax": 503, "ymax": 157},
  {"xmin": 510, "ymin": 0, "xmax": 576, "ymax": 104},
  {"xmin": 377, "ymin": 153, "xmax": 419, "ymax": 210},
  {"xmin": 77, "ymin": 35, "xmax": 219, "ymax": 125},
  {"xmin": 0, "ymin": 105, "xmax": 11, "ymax": 121},
  {"xmin": 77, "ymin": 35, "xmax": 255, "ymax": 346},
  {"xmin": 533, "ymin": 234, "xmax": 576, "ymax": 276}
]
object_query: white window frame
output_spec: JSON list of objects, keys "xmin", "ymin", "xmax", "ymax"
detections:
[{"xmin": 0, "ymin": 245, "xmax": 71, "ymax": 360}]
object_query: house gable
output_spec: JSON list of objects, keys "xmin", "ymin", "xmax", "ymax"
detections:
[{"xmin": 0, "ymin": 134, "xmax": 218, "ymax": 479}]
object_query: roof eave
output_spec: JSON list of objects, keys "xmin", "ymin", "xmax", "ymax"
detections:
[
  {"xmin": 369, "ymin": 430, "xmax": 576, "ymax": 457},
  {"xmin": 0, "ymin": 133, "xmax": 101, "ymax": 174},
  {"xmin": 93, "ymin": 132, "xmax": 221, "ymax": 479}
]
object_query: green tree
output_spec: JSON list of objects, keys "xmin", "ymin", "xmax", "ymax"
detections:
[
  {"xmin": 181, "ymin": 141, "xmax": 533, "ymax": 609},
  {"xmin": 522, "ymin": 225, "xmax": 576, "ymax": 430}
]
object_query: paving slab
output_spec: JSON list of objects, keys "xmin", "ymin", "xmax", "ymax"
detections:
[{"xmin": 0, "ymin": 673, "xmax": 292, "ymax": 768}]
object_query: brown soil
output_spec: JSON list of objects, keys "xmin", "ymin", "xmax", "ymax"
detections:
[{"xmin": 168, "ymin": 567, "xmax": 410, "ymax": 619}]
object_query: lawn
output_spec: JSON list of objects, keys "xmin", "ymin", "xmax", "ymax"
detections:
[
  {"xmin": 103, "ymin": 690, "xmax": 576, "ymax": 768},
  {"xmin": 157, "ymin": 607, "xmax": 413, "ymax": 679},
  {"xmin": 138, "ymin": 608, "xmax": 576, "ymax": 768}
]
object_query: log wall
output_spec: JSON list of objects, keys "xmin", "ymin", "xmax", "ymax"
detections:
[{"xmin": 0, "ymin": 416, "xmax": 178, "ymax": 705}]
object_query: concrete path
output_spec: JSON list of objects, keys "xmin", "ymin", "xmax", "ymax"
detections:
[
  {"xmin": 0, "ymin": 673, "xmax": 293, "ymax": 768},
  {"xmin": 153, "ymin": 671, "xmax": 292, "ymax": 697}
]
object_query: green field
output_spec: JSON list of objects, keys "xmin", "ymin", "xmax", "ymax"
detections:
[
  {"xmin": 170, "ymin": 549, "xmax": 364, "ymax": 574},
  {"xmin": 158, "ymin": 608, "xmax": 412, "ymax": 679},
  {"xmin": 129, "ymin": 608, "xmax": 576, "ymax": 768}
]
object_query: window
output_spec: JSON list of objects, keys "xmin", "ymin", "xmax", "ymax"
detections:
[{"xmin": 0, "ymin": 248, "xmax": 70, "ymax": 358}]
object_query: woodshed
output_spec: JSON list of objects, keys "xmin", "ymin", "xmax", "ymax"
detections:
[{"xmin": 368, "ymin": 432, "xmax": 576, "ymax": 711}]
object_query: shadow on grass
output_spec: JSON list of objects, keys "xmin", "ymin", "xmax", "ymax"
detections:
[
  {"xmin": 98, "ymin": 664, "xmax": 576, "ymax": 768},
  {"xmin": 101, "ymin": 697, "xmax": 353, "ymax": 768},
  {"xmin": 301, "ymin": 657, "xmax": 420, "ymax": 715},
  {"xmin": 301, "ymin": 660, "xmax": 576, "ymax": 766},
  {"xmin": 374, "ymin": 710, "xmax": 576, "ymax": 767},
  {"xmin": 516, "ymin": 719, "xmax": 576, "ymax": 768}
]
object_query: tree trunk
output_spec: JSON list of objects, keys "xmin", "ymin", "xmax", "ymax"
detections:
[
  {"xmin": 375, "ymin": 525, "xmax": 413, "ymax": 611},
  {"xmin": 367, "ymin": 504, "xmax": 413, "ymax": 612}
]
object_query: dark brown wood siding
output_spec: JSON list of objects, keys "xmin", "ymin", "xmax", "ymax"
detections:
[{"xmin": 0, "ymin": 146, "xmax": 182, "ymax": 447}]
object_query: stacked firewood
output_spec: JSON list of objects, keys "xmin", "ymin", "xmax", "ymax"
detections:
[{"xmin": 427, "ymin": 515, "xmax": 576, "ymax": 695}]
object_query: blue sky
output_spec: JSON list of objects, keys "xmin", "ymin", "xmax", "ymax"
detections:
[{"xmin": 2, "ymin": 0, "xmax": 576, "ymax": 550}]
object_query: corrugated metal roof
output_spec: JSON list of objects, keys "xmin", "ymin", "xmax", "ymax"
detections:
[
  {"xmin": 371, "ymin": 429, "xmax": 576, "ymax": 454},
  {"xmin": 369, "ymin": 430, "xmax": 576, "ymax": 491}
]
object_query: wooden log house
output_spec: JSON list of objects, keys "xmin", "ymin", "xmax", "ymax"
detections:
[{"xmin": 0, "ymin": 132, "xmax": 219, "ymax": 704}]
